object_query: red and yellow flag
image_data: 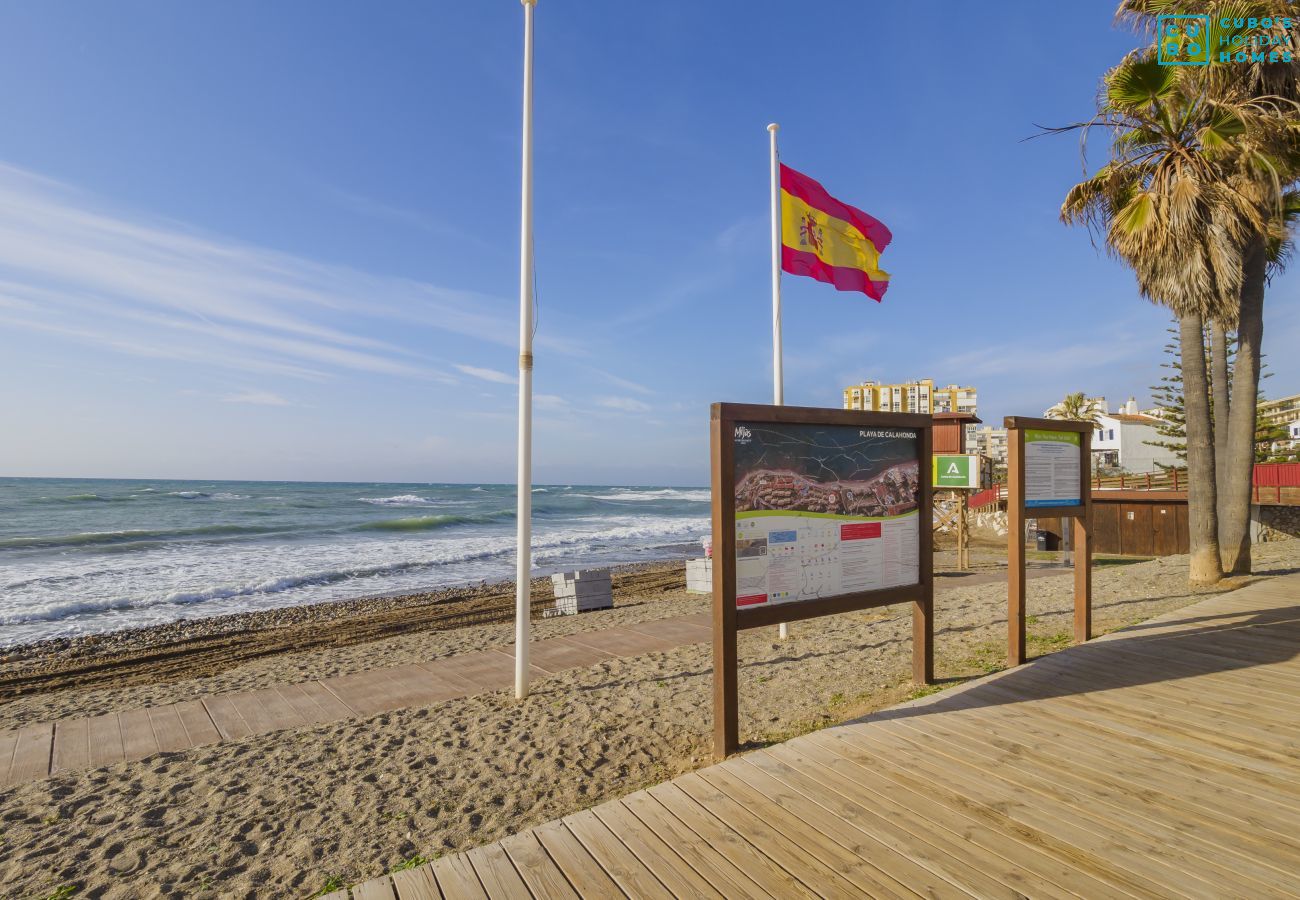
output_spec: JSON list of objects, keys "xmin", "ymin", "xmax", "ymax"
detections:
[{"xmin": 780, "ymin": 164, "xmax": 891, "ymax": 301}]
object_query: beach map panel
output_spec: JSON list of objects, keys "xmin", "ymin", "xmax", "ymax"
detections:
[{"xmin": 733, "ymin": 422, "xmax": 920, "ymax": 608}]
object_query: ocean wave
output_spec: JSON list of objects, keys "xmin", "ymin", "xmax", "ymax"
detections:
[
  {"xmin": 33, "ymin": 493, "xmax": 137, "ymax": 504},
  {"xmin": 0, "ymin": 513, "xmax": 711, "ymax": 637},
  {"xmin": 578, "ymin": 488, "xmax": 711, "ymax": 502},
  {"xmin": 354, "ymin": 510, "xmax": 515, "ymax": 532},
  {"xmin": 358, "ymin": 494, "xmax": 437, "ymax": 507},
  {"xmin": 0, "ymin": 524, "xmax": 279, "ymax": 551}
]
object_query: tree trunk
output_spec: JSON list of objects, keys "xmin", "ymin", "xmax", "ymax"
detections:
[
  {"xmin": 1219, "ymin": 235, "xmax": 1266, "ymax": 575},
  {"xmin": 1180, "ymin": 310, "xmax": 1222, "ymax": 585},
  {"xmin": 1209, "ymin": 319, "xmax": 1230, "ymax": 538}
]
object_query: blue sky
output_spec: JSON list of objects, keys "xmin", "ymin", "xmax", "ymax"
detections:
[{"xmin": 0, "ymin": 1, "xmax": 1296, "ymax": 485}]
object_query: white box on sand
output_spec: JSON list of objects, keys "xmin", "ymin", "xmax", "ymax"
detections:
[
  {"xmin": 545, "ymin": 568, "xmax": 613, "ymax": 617},
  {"xmin": 685, "ymin": 557, "xmax": 713, "ymax": 594}
]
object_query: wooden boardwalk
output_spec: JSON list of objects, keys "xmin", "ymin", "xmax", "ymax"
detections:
[
  {"xmin": 0, "ymin": 566, "xmax": 1058, "ymax": 788},
  {"xmin": 0, "ymin": 613, "xmax": 712, "ymax": 787},
  {"xmin": 342, "ymin": 573, "xmax": 1300, "ymax": 899}
]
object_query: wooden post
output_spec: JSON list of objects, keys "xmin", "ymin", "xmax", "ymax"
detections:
[
  {"xmin": 1075, "ymin": 428, "xmax": 1093, "ymax": 643},
  {"xmin": 1007, "ymin": 427, "xmax": 1027, "ymax": 666},
  {"xmin": 957, "ymin": 490, "xmax": 969, "ymax": 570},
  {"xmin": 710, "ymin": 410, "xmax": 738, "ymax": 760},
  {"xmin": 914, "ymin": 423, "xmax": 935, "ymax": 686}
]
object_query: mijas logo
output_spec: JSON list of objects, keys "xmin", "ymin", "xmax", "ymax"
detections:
[
  {"xmin": 1157, "ymin": 13, "xmax": 1295, "ymax": 65},
  {"xmin": 734, "ymin": 425, "xmax": 752, "ymax": 444}
]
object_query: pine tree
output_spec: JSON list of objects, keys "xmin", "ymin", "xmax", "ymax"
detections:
[{"xmin": 1146, "ymin": 327, "xmax": 1187, "ymax": 463}]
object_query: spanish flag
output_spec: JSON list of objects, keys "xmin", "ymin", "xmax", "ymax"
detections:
[{"xmin": 780, "ymin": 164, "xmax": 891, "ymax": 301}]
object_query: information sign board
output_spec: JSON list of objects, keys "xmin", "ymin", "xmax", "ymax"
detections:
[
  {"xmin": 711, "ymin": 403, "xmax": 934, "ymax": 759},
  {"xmin": 1023, "ymin": 429, "xmax": 1082, "ymax": 508},
  {"xmin": 732, "ymin": 421, "xmax": 921, "ymax": 607}
]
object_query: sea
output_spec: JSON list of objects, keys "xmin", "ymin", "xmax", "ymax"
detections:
[{"xmin": 0, "ymin": 478, "xmax": 711, "ymax": 648}]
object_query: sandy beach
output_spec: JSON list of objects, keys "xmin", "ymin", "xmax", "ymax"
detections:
[{"xmin": 2, "ymin": 540, "xmax": 1295, "ymax": 899}]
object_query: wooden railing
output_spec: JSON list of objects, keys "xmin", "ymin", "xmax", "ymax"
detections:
[{"xmin": 1092, "ymin": 469, "xmax": 1184, "ymax": 492}]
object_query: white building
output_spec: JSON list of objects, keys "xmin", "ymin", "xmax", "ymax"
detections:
[
  {"xmin": 1090, "ymin": 398, "xmax": 1180, "ymax": 473},
  {"xmin": 971, "ymin": 426, "xmax": 1008, "ymax": 467}
]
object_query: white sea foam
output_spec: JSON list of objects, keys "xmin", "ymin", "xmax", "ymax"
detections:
[
  {"xmin": 0, "ymin": 513, "xmax": 709, "ymax": 645},
  {"xmin": 358, "ymin": 494, "xmax": 437, "ymax": 507},
  {"xmin": 579, "ymin": 488, "xmax": 710, "ymax": 502}
]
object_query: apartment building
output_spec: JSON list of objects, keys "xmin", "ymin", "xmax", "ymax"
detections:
[{"xmin": 842, "ymin": 379, "xmax": 977, "ymax": 416}]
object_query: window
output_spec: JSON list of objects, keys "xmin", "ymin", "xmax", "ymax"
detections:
[{"xmin": 1109, "ymin": 429, "xmax": 1115, "ymax": 440}]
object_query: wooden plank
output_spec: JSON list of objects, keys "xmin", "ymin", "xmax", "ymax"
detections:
[
  {"xmin": 913, "ymin": 681, "xmax": 1300, "ymax": 825},
  {"xmin": 564, "ymin": 626, "xmax": 680, "ymax": 657},
  {"xmin": 620, "ymin": 787, "xmax": 776, "ymax": 898},
  {"xmin": 429, "ymin": 852, "xmax": 488, "ymax": 900},
  {"xmin": 646, "ymin": 783, "xmax": 817, "ymax": 899},
  {"xmin": 696, "ymin": 765, "xmax": 914, "ymax": 899},
  {"xmin": 520, "ymin": 636, "xmax": 614, "ymax": 674},
  {"xmin": 147, "ymin": 705, "xmax": 192, "ymax": 753},
  {"xmin": 531, "ymin": 820, "xmax": 624, "ymax": 898},
  {"xmin": 233, "ymin": 689, "xmax": 301, "ymax": 735},
  {"xmin": 673, "ymin": 771, "xmax": 886, "ymax": 900},
  {"xmin": 824, "ymin": 726, "xmax": 1251, "ymax": 899},
  {"xmin": 464, "ymin": 841, "xmax": 530, "ymax": 898},
  {"xmin": 352, "ymin": 875, "xmax": 397, "ymax": 900},
  {"xmin": 622, "ymin": 618, "xmax": 712, "ymax": 645},
  {"xmin": 174, "ymin": 699, "xmax": 222, "ymax": 746},
  {"xmin": 272, "ymin": 682, "xmax": 335, "ymax": 726},
  {"xmin": 236, "ymin": 686, "xmax": 307, "ymax": 733},
  {"xmin": 888, "ymin": 701, "xmax": 1300, "ymax": 871},
  {"xmin": 754, "ymin": 742, "xmax": 1126, "ymax": 900},
  {"xmin": 738, "ymin": 750, "xmax": 1061, "ymax": 900},
  {"xmin": 592, "ymin": 800, "xmax": 726, "ymax": 899},
  {"xmin": 0, "ymin": 730, "xmax": 17, "ymax": 783},
  {"xmin": 440, "ymin": 650, "xmax": 517, "ymax": 691},
  {"xmin": 51, "ymin": 718, "xmax": 90, "ymax": 775},
  {"xmin": 321, "ymin": 670, "xmax": 405, "ymax": 717},
  {"xmin": 564, "ymin": 807, "xmax": 674, "ymax": 899},
  {"xmin": 202, "ymin": 694, "xmax": 253, "ymax": 741},
  {"xmin": 413, "ymin": 660, "xmax": 482, "ymax": 697},
  {"xmin": 296, "ymin": 679, "xmax": 359, "ymax": 719},
  {"xmin": 118, "ymin": 707, "xmax": 160, "ymax": 762},
  {"xmin": 86, "ymin": 713, "xmax": 125, "ymax": 769},
  {"xmin": 6, "ymin": 722, "xmax": 52, "ymax": 784},
  {"xmin": 499, "ymin": 829, "xmax": 580, "ymax": 899},
  {"xmin": 390, "ymin": 863, "xmax": 442, "ymax": 899}
]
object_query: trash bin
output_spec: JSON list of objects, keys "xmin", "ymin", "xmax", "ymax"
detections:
[
  {"xmin": 1036, "ymin": 530, "xmax": 1060, "ymax": 551},
  {"xmin": 1036, "ymin": 530, "xmax": 1049, "ymax": 551}
]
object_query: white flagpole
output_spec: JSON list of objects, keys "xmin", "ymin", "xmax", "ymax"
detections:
[
  {"xmin": 768, "ymin": 122, "xmax": 790, "ymax": 641},
  {"xmin": 515, "ymin": 0, "xmax": 537, "ymax": 700}
]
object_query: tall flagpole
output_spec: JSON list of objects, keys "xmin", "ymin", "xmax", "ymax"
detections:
[
  {"xmin": 515, "ymin": 0, "xmax": 537, "ymax": 700},
  {"xmin": 768, "ymin": 122, "xmax": 790, "ymax": 641}
]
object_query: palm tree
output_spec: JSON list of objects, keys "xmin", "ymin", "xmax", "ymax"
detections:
[
  {"xmin": 1112, "ymin": 3, "xmax": 1300, "ymax": 575},
  {"xmin": 1049, "ymin": 392, "xmax": 1103, "ymax": 424},
  {"xmin": 1057, "ymin": 49, "xmax": 1281, "ymax": 584}
]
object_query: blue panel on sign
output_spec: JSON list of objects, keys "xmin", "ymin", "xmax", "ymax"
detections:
[{"xmin": 768, "ymin": 530, "xmax": 797, "ymax": 543}]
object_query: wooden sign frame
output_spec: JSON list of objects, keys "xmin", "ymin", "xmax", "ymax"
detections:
[
  {"xmin": 1004, "ymin": 416, "xmax": 1093, "ymax": 667},
  {"xmin": 710, "ymin": 403, "xmax": 934, "ymax": 759}
]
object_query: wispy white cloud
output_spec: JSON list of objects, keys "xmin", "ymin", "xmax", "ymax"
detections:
[
  {"xmin": 454, "ymin": 363, "xmax": 516, "ymax": 385},
  {"xmin": 222, "ymin": 389, "xmax": 291, "ymax": 407},
  {"xmin": 586, "ymin": 366, "xmax": 654, "ymax": 396},
  {"xmin": 0, "ymin": 162, "xmax": 537, "ymax": 385},
  {"xmin": 596, "ymin": 396, "xmax": 651, "ymax": 413}
]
